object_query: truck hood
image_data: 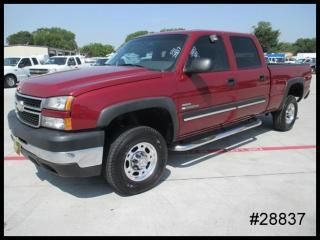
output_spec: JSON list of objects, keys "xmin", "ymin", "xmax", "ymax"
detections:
[
  {"xmin": 4, "ymin": 66, "xmax": 17, "ymax": 72},
  {"xmin": 17, "ymin": 66, "xmax": 162, "ymax": 97}
]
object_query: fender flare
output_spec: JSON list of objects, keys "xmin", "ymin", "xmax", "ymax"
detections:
[
  {"xmin": 280, "ymin": 77, "xmax": 304, "ymax": 108},
  {"xmin": 97, "ymin": 97, "xmax": 179, "ymax": 142},
  {"xmin": 4, "ymin": 73, "xmax": 17, "ymax": 79}
]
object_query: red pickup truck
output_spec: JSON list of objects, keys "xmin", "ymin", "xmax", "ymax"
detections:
[{"xmin": 8, "ymin": 30, "xmax": 312, "ymax": 195}]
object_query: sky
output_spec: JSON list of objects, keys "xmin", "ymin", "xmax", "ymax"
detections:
[{"xmin": 4, "ymin": 4, "xmax": 316, "ymax": 48}]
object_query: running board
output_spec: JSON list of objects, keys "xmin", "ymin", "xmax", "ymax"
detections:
[{"xmin": 170, "ymin": 118, "xmax": 262, "ymax": 152}]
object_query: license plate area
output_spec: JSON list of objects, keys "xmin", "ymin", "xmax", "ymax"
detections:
[{"xmin": 12, "ymin": 136, "xmax": 21, "ymax": 155}]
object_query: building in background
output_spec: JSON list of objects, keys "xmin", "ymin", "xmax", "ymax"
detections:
[
  {"xmin": 4, "ymin": 45, "xmax": 79, "ymax": 63},
  {"xmin": 296, "ymin": 53, "xmax": 316, "ymax": 60}
]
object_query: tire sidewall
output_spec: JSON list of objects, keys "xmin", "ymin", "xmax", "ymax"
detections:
[
  {"xmin": 281, "ymin": 96, "xmax": 298, "ymax": 131},
  {"xmin": 108, "ymin": 127, "xmax": 167, "ymax": 195},
  {"xmin": 5, "ymin": 75, "xmax": 16, "ymax": 88}
]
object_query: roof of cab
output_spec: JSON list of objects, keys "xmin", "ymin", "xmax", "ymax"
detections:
[{"xmin": 135, "ymin": 29, "xmax": 255, "ymax": 38}]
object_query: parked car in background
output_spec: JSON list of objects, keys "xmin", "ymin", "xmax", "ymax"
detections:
[
  {"xmin": 28, "ymin": 56, "xmax": 83, "ymax": 77},
  {"xmin": 303, "ymin": 58, "xmax": 316, "ymax": 74},
  {"xmin": 92, "ymin": 57, "xmax": 109, "ymax": 66},
  {"xmin": 295, "ymin": 58, "xmax": 305, "ymax": 64},
  {"xmin": 285, "ymin": 57, "xmax": 297, "ymax": 64},
  {"xmin": 4, "ymin": 56, "xmax": 41, "ymax": 88}
]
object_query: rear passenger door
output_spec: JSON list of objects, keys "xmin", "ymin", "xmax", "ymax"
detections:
[{"xmin": 228, "ymin": 36, "xmax": 270, "ymax": 120}]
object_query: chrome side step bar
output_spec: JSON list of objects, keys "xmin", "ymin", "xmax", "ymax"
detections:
[{"xmin": 170, "ymin": 118, "xmax": 262, "ymax": 151}]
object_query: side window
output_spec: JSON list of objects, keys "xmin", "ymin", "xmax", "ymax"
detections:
[
  {"xmin": 68, "ymin": 57, "xmax": 76, "ymax": 66},
  {"xmin": 230, "ymin": 36, "xmax": 261, "ymax": 69},
  {"xmin": 19, "ymin": 58, "xmax": 32, "ymax": 68},
  {"xmin": 32, "ymin": 58, "xmax": 39, "ymax": 65},
  {"xmin": 187, "ymin": 35, "xmax": 229, "ymax": 72},
  {"xmin": 75, "ymin": 57, "xmax": 81, "ymax": 65}
]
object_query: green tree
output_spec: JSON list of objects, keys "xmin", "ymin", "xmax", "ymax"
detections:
[
  {"xmin": 6, "ymin": 31, "xmax": 34, "ymax": 45},
  {"xmin": 32, "ymin": 27, "xmax": 78, "ymax": 50},
  {"xmin": 80, "ymin": 43, "xmax": 114, "ymax": 57},
  {"xmin": 270, "ymin": 42, "xmax": 297, "ymax": 53},
  {"xmin": 125, "ymin": 30, "xmax": 149, "ymax": 43},
  {"xmin": 160, "ymin": 28, "xmax": 185, "ymax": 32},
  {"xmin": 252, "ymin": 21, "xmax": 280, "ymax": 52},
  {"xmin": 294, "ymin": 38, "xmax": 316, "ymax": 53}
]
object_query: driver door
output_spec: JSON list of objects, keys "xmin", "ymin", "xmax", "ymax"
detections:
[{"xmin": 177, "ymin": 34, "xmax": 237, "ymax": 137}]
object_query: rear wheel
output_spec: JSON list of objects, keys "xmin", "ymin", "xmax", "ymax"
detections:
[
  {"xmin": 104, "ymin": 126, "xmax": 168, "ymax": 196},
  {"xmin": 5, "ymin": 75, "xmax": 17, "ymax": 88},
  {"xmin": 272, "ymin": 95, "xmax": 298, "ymax": 131}
]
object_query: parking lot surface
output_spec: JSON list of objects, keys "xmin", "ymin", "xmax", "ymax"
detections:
[{"xmin": 4, "ymin": 76, "xmax": 316, "ymax": 236}]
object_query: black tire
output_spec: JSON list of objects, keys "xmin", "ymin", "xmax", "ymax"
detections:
[
  {"xmin": 104, "ymin": 126, "xmax": 168, "ymax": 196},
  {"xmin": 311, "ymin": 67, "xmax": 316, "ymax": 74},
  {"xmin": 4, "ymin": 75, "xmax": 17, "ymax": 88},
  {"xmin": 272, "ymin": 95, "xmax": 298, "ymax": 131}
]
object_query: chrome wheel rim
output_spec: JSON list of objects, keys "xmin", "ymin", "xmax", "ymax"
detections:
[
  {"xmin": 285, "ymin": 103, "xmax": 295, "ymax": 124},
  {"xmin": 124, "ymin": 142, "xmax": 158, "ymax": 182},
  {"xmin": 7, "ymin": 77, "xmax": 15, "ymax": 87}
]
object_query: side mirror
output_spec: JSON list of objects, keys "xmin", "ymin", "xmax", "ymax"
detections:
[
  {"xmin": 18, "ymin": 63, "xmax": 25, "ymax": 68},
  {"xmin": 184, "ymin": 58, "xmax": 212, "ymax": 74}
]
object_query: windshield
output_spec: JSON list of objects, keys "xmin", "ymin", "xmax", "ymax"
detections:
[
  {"xmin": 45, "ymin": 57, "xmax": 67, "ymax": 65},
  {"xmin": 107, "ymin": 34, "xmax": 188, "ymax": 71},
  {"xmin": 4, "ymin": 58, "xmax": 21, "ymax": 66}
]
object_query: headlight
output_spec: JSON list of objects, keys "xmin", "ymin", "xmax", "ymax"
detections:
[
  {"xmin": 42, "ymin": 96, "xmax": 74, "ymax": 111},
  {"xmin": 41, "ymin": 116, "xmax": 72, "ymax": 130}
]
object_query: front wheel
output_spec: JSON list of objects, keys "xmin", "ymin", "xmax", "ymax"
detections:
[
  {"xmin": 104, "ymin": 126, "xmax": 168, "ymax": 196},
  {"xmin": 272, "ymin": 95, "xmax": 298, "ymax": 131},
  {"xmin": 5, "ymin": 75, "xmax": 17, "ymax": 88}
]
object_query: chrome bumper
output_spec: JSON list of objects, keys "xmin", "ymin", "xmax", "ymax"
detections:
[{"xmin": 11, "ymin": 134, "xmax": 103, "ymax": 168}]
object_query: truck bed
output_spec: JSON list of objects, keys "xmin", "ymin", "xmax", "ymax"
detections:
[{"xmin": 266, "ymin": 63, "xmax": 311, "ymax": 111}]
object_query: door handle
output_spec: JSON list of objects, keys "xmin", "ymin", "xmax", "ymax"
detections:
[
  {"xmin": 259, "ymin": 75, "xmax": 265, "ymax": 81},
  {"xmin": 227, "ymin": 78, "xmax": 236, "ymax": 86}
]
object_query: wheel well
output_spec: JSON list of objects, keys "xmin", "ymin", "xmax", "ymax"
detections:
[
  {"xmin": 288, "ymin": 83, "xmax": 303, "ymax": 101},
  {"xmin": 5, "ymin": 73, "xmax": 17, "ymax": 80},
  {"xmin": 105, "ymin": 108, "xmax": 174, "ymax": 145}
]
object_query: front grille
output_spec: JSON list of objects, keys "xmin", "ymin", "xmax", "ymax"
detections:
[
  {"xmin": 29, "ymin": 69, "xmax": 49, "ymax": 75},
  {"xmin": 17, "ymin": 110, "xmax": 40, "ymax": 127},
  {"xmin": 16, "ymin": 93, "xmax": 42, "ymax": 109},
  {"xmin": 15, "ymin": 93, "xmax": 43, "ymax": 128}
]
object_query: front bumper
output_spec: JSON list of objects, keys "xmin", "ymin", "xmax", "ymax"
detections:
[{"xmin": 8, "ymin": 110, "xmax": 105, "ymax": 177}]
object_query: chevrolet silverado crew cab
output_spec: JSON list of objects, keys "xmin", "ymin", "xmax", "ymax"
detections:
[
  {"xmin": 4, "ymin": 56, "xmax": 41, "ymax": 88},
  {"xmin": 28, "ymin": 55, "xmax": 84, "ymax": 77},
  {"xmin": 8, "ymin": 30, "xmax": 312, "ymax": 195}
]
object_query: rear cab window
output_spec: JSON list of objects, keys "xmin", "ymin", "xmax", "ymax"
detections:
[{"xmin": 230, "ymin": 36, "xmax": 261, "ymax": 69}]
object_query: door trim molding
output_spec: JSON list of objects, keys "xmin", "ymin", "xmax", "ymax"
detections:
[{"xmin": 183, "ymin": 96, "xmax": 266, "ymax": 122}]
